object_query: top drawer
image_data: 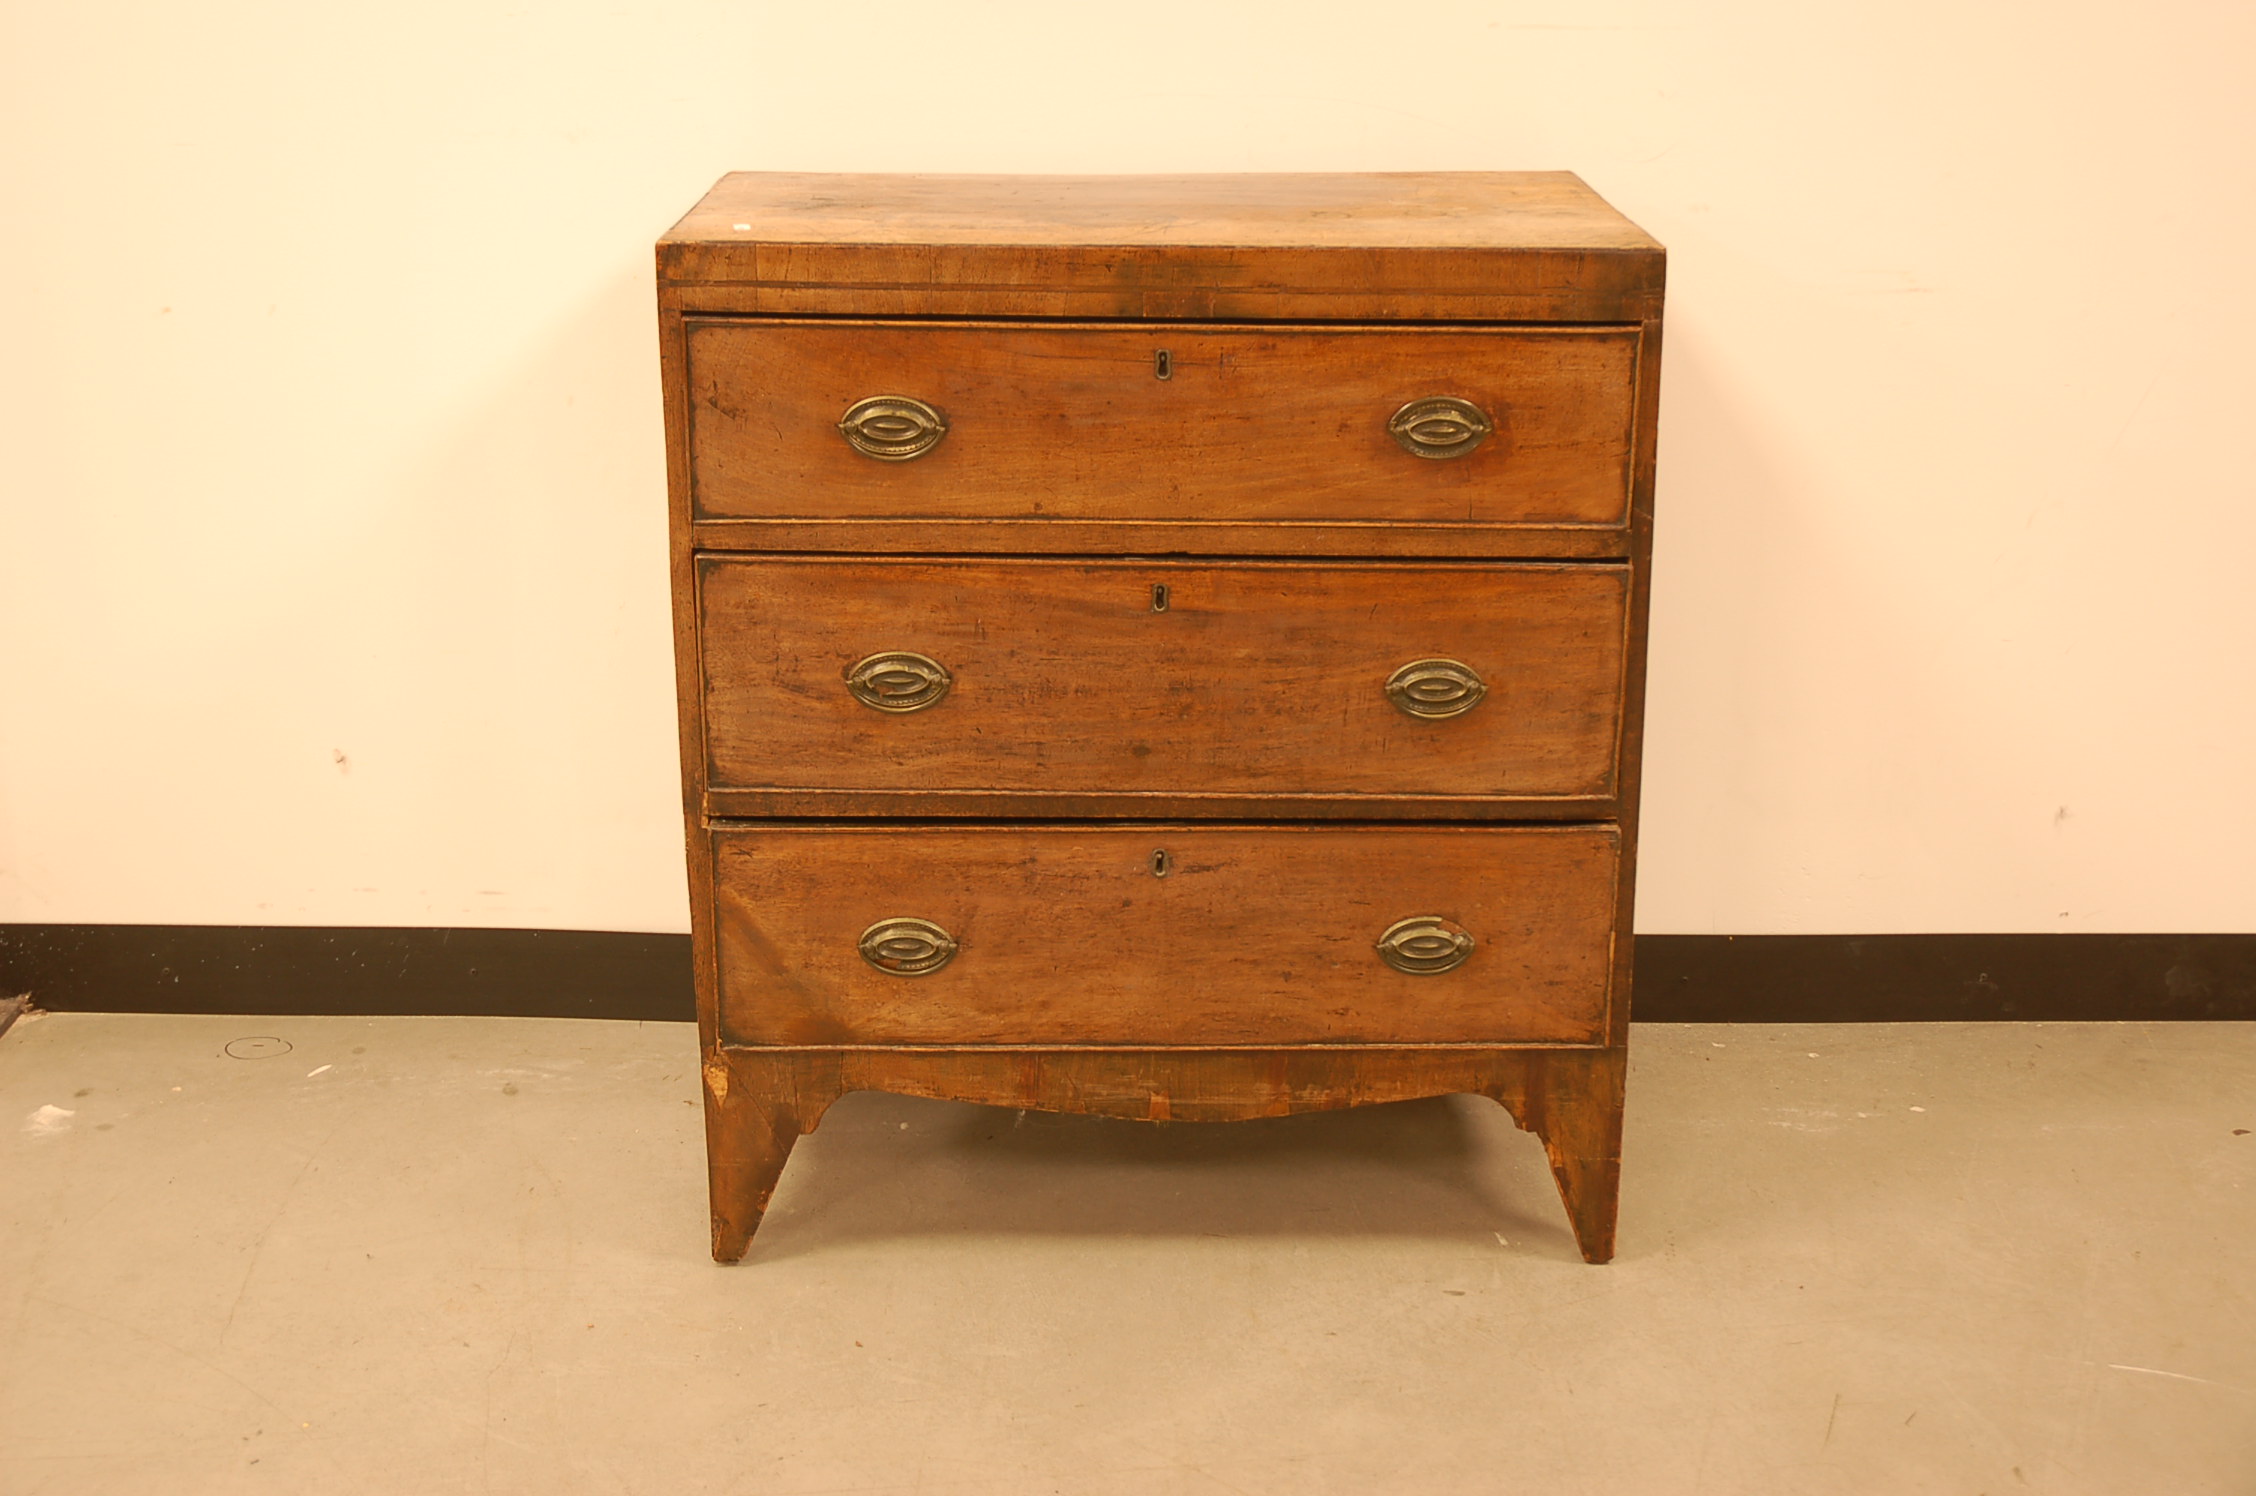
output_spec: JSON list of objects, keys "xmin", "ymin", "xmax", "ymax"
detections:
[{"xmin": 684, "ymin": 320, "xmax": 1641, "ymax": 556}]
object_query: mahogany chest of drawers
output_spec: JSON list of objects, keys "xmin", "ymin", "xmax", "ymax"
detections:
[{"xmin": 656, "ymin": 172, "xmax": 1664, "ymax": 1263}]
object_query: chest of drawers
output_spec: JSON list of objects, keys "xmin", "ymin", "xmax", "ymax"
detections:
[{"xmin": 657, "ymin": 172, "xmax": 1663, "ymax": 1264}]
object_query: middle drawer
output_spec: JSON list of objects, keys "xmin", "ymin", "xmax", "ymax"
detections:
[{"xmin": 698, "ymin": 556, "xmax": 1628, "ymax": 818}]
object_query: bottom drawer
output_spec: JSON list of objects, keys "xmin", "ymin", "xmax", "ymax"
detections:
[{"xmin": 710, "ymin": 824, "xmax": 1619, "ymax": 1046}]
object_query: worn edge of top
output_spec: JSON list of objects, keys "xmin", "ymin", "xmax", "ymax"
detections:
[{"xmin": 655, "ymin": 171, "xmax": 1666, "ymax": 292}]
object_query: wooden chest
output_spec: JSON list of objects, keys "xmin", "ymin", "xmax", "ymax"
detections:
[{"xmin": 657, "ymin": 172, "xmax": 1663, "ymax": 1263}]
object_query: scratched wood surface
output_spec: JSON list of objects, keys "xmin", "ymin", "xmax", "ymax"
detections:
[
  {"xmin": 665, "ymin": 171, "xmax": 1662, "ymax": 249},
  {"xmin": 687, "ymin": 320, "xmax": 1638, "ymax": 532},
  {"xmin": 709, "ymin": 823, "xmax": 1619, "ymax": 1048},
  {"xmin": 657, "ymin": 171, "xmax": 1665, "ymax": 322},
  {"xmin": 701, "ymin": 1042, "xmax": 1627, "ymax": 1263},
  {"xmin": 658, "ymin": 171, "xmax": 1664, "ymax": 1268},
  {"xmin": 698, "ymin": 556, "xmax": 1628, "ymax": 814}
]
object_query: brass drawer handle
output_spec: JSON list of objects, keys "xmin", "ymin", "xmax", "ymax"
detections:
[
  {"xmin": 1376, "ymin": 916, "xmax": 1474, "ymax": 975},
  {"xmin": 1388, "ymin": 396, "xmax": 1493, "ymax": 459},
  {"xmin": 859, "ymin": 917, "xmax": 958, "ymax": 976},
  {"xmin": 838, "ymin": 395, "xmax": 948, "ymax": 460},
  {"xmin": 846, "ymin": 651, "xmax": 952, "ymax": 713},
  {"xmin": 1385, "ymin": 658, "xmax": 1486, "ymax": 719}
]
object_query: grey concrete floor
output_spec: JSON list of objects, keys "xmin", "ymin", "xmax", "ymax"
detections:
[{"xmin": 1, "ymin": 1014, "xmax": 2250, "ymax": 1496}]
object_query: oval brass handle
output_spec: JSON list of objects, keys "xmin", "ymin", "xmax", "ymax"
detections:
[
  {"xmin": 845, "ymin": 651, "xmax": 952, "ymax": 713},
  {"xmin": 839, "ymin": 395, "xmax": 948, "ymax": 460},
  {"xmin": 1376, "ymin": 916, "xmax": 1474, "ymax": 975},
  {"xmin": 859, "ymin": 917, "xmax": 958, "ymax": 976},
  {"xmin": 1388, "ymin": 396, "xmax": 1493, "ymax": 459},
  {"xmin": 1385, "ymin": 658, "xmax": 1486, "ymax": 719}
]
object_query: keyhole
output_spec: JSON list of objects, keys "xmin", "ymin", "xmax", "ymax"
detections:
[
  {"xmin": 1151, "ymin": 583, "xmax": 1170, "ymax": 612},
  {"xmin": 1150, "ymin": 849, "xmax": 1171, "ymax": 878},
  {"xmin": 1154, "ymin": 349, "xmax": 1172, "ymax": 380}
]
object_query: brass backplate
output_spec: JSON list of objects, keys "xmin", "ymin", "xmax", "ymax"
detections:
[
  {"xmin": 845, "ymin": 651, "xmax": 952, "ymax": 713},
  {"xmin": 1384, "ymin": 658, "xmax": 1487, "ymax": 719},
  {"xmin": 1375, "ymin": 916, "xmax": 1474, "ymax": 975},
  {"xmin": 838, "ymin": 395, "xmax": 948, "ymax": 460},
  {"xmin": 1387, "ymin": 396, "xmax": 1493, "ymax": 459},
  {"xmin": 858, "ymin": 917, "xmax": 959, "ymax": 976}
]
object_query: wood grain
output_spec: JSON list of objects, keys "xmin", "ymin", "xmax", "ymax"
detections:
[
  {"xmin": 664, "ymin": 172, "xmax": 1663, "ymax": 251},
  {"xmin": 687, "ymin": 320, "xmax": 1638, "ymax": 531},
  {"xmin": 659, "ymin": 171, "xmax": 1665, "ymax": 1269},
  {"xmin": 710, "ymin": 824, "xmax": 1619, "ymax": 1047},
  {"xmin": 688, "ymin": 517, "xmax": 1630, "ymax": 561},
  {"xmin": 703, "ymin": 1043, "xmax": 1624, "ymax": 1263},
  {"xmin": 1605, "ymin": 311, "xmax": 1665, "ymax": 1048},
  {"xmin": 699, "ymin": 557, "xmax": 1628, "ymax": 812},
  {"xmin": 658, "ymin": 172, "xmax": 1665, "ymax": 323}
]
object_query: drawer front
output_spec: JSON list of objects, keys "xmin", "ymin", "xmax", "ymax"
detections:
[
  {"xmin": 711, "ymin": 825, "xmax": 1619, "ymax": 1046},
  {"xmin": 686, "ymin": 320, "xmax": 1638, "ymax": 530},
  {"xmin": 699, "ymin": 558, "xmax": 1627, "ymax": 812}
]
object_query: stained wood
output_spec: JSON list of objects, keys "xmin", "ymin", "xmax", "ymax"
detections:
[
  {"xmin": 702, "ymin": 1043, "xmax": 1624, "ymax": 1262},
  {"xmin": 658, "ymin": 172, "xmax": 1665, "ymax": 323},
  {"xmin": 701, "ymin": 789, "xmax": 1617, "ymax": 822},
  {"xmin": 667, "ymin": 172, "xmax": 1662, "ymax": 251},
  {"xmin": 688, "ymin": 320, "xmax": 1638, "ymax": 531},
  {"xmin": 667, "ymin": 274, "xmax": 1659, "ymax": 326},
  {"xmin": 1606, "ymin": 310, "xmax": 1665, "ymax": 1048},
  {"xmin": 699, "ymin": 557, "xmax": 1628, "ymax": 812},
  {"xmin": 710, "ymin": 824, "xmax": 1619, "ymax": 1047},
  {"xmin": 658, "ymin": 171, "xmax": 1665, "ymax": 1268},
  {"xmin": 689, "ymin": 517, "xmax": 1630, "ymax": 561}
]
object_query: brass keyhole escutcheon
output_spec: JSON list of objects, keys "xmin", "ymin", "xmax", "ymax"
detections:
[
  {"xmin": 1154, "ymin": 348, "xmax": 1172, "ymax": 380},
  {"xmin": 1388, "ymin": 396, "xmax": 1494, "ymax": 459},
  {"xmin": 845, "ymin": 651, "xmax": 952, "ymax": 713},
  {"xmin": 1376, "ymin": 916, "xmax": 1474, "ymax": 975},
  {"xmin": 1384, "ymin": 658, "xmax": 1487, "ymax": 719},
  {"xmin": 1150, "ymin": 848, "xmax": 1171, "ymax": 878},
  {"xmin": 1151, "ymin": 583, "xmax": 1170, "ymax": 612},
  {"xmin": 838, "ymin": 395, "xmax": 948, "ymax": 460},
  {"xmin": 858, "ymin": 917, "xmax": 958, "ymax": 976}
]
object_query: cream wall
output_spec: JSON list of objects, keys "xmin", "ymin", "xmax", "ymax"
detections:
[{"xmin": 3, "ymin": 1, "xmax": 2251, "ymax": 935}]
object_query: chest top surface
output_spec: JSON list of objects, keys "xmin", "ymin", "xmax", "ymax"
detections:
[
  {"xmin": 657, "ymin": 172, "xmax": 1663, "ymax": 321},
  {"xmin": 664, "ymin": 171, "xmax": 1658, "ymax": 250}
]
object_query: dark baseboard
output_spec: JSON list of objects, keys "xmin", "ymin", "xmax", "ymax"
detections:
[
  {"xmin": 1633, "ymin": 933, "xmax": 2254, "ymax": 1022},
  {"xmin": 0, "ymin": 926, "xmax": 693, "ymax": 1023},
  {"xmin": 2, "ymin": 926, "xmax": 2251, "ymax": 1025}
]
